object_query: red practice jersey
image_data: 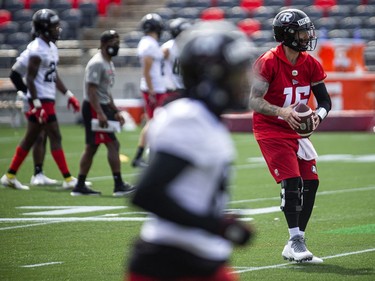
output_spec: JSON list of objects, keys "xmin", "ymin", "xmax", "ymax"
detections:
[{"xmin": 252, "ymin": 44, "xmax": 326, "ymax": 140}]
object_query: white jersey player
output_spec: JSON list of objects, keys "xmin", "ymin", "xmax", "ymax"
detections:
[
  {"xmin": 127, "ymin": 21, "xmax": 255, "ymax": 281},
  {"xmin": 162, "ymin": 18, "xmax": 191, "ymax": 92},
  {"xmin": 1, "ymin": 9, "xmax": 83, "ymax": 191}
]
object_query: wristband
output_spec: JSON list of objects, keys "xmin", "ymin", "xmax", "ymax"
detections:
[
  {"xmin": 33, "ymin": 99, "xmax": 42, "ymax": 108},
  {"xmin": 65, "ymin": 90, "xmax": 74, "ymax": 98},
  {"xmin": 316, "ymin": 107, "xmax": 327, "ymax": 122}
]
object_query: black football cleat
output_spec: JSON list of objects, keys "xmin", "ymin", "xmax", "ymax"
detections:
[
  {"xmin": 70, "ymin": 186, "xmax": 101, "ymax": 196},
  {"xmin": 113, "ymin": 182, "xmax": 136, "ymax": 197}
]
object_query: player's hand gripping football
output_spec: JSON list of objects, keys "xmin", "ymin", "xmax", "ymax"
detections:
[
  {"xmin": 26, "ymin": 99, "xmax": 47, "ymax": 124},
  {"xmin": 219, "ymin": 213, "xmax": 255, "ymax": 246},
  {"xmin": 66, "ymin": 90, "xmax": 80, "ymax": 113},
  {"xmin": 278, "ymin": 103, "xmax": 301, "ymax": 130},
  {"xmin": 312, "ymin": 112, "xmax": 320, "ymax": 129}
]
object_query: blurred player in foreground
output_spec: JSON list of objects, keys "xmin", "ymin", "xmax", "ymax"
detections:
[
  {"xmin": 126, "ymin": 20, "xmax": 255, "ymax": 281},
  {"xmin": 249, "ymin": 9, "xmax": 331, "ymax": 263},
  {"xmin": 1, "ymin": 9, "xmax": 82, "ymax": 190},
  {"xmin": 71, "ymin": 30, "xmax": 134, "ymax": 196}
]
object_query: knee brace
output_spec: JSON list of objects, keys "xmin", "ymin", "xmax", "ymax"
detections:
[
  {"xmin": 302, "ymin": 179, "xmax": 319, "ymax": 206},
  {"xmin": 280, "ymin": 177, "xmax": 303, "ymax": 213}
]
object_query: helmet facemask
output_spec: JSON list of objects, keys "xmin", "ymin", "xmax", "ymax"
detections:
[
  {"xmin": 46, "ymin": 23, "xmax": 61, "ymax": 42},
  {"xmin": 286, "ymin": 25, "xmax": 317, "ymax": 52}
]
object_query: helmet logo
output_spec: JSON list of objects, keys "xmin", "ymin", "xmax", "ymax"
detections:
[
  {"xmin": 279, "ymin": 13, "xmax": 293, "ymax": 23},
  {"xmin": 297, "ymin": 17, "xmax": 311, "ymax": 26}
]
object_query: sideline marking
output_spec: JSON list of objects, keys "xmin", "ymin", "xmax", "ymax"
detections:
[
  {"xmin": 0, "ymin": 217, "xmax": 149, "ymax": 222},
  {"xmin": 230, "ymin": 186, "xmax": 375, "ymax": 204},
  {"xmin": 21, "ymin": 262, "xmax": 63, "ymax": 268},
  {"xmin": 18, "ymin": 206, "xmax": 126, "ymax": 216},
  {"xmin": 234, "ymin": 248, "xmax": 375, "ymax": 273},
  {"xmin": 1, "ymin": 186, "xmax": 374, "ymax": 230}
]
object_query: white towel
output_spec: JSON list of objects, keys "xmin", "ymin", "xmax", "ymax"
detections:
[{"xmin": 297, "ymin": 138, "xmax": 318, "ymax": 161}]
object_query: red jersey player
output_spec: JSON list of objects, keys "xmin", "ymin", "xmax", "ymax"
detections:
[{"xmin": 249, "ymin": 8, "xmax": 331, "ymax": 263}]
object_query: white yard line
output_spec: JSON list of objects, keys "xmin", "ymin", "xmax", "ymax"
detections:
[
  {"xmin": 230, "ymin": 186, "xmax": 375, "ymax": 204},
  {"xmin": 234, "ymin": 248, "xmax": 375, "ymax": 273},
  {"xmin": 21, "ymin": 262, "xmax": 63, "ymax": 268}
]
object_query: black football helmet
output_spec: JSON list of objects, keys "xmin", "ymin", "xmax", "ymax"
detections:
[
  {"xmin": 32, "ymin": 9, "xmax": 61, "ymax": 42},
  {"xmin": 177, "ymin": 21, "xmax": 255, "ymax": 115},
  {"xmin": 140, "ymin": 13, "xmax": 164, "ymax": 39},
  {"xmin": 273, "ymin": 9, "xmax": 317, "ymax": 52},
  {"xmin": 169, "ymin": 18, "xmax": 191, "ymax": 39}
]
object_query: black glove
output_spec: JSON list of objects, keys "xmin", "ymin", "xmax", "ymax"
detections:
[{"xmin": 219, "ymin": 214, "xmax": 255, "ymax": 246}]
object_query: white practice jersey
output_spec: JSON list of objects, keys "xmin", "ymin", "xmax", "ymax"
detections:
[
  {"xmin": 137, "ymin": 35, "xmax": 166, "ymax": 94},
  {"xmin": 25, "ymin": 38, "xmax": 59, "ymax": 100},
  {"xmin": 12, "ymin": 48, "xmax": 30, "ymax": 112},
  {"xmin": 12, "ymin": 48, "xmax": 29, "ymax": 76},
  {"xmin": 162, "ymin": 39, "xmax": 184, "ymax": 90},
  {"xmin": 141, "ymin": 98, "xmax": 235, "ymax": 260}
]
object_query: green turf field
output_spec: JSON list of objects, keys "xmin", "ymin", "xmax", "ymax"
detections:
[{"xmin": 0, "ymin": 125, "xmax": 374, "ymax": 281}]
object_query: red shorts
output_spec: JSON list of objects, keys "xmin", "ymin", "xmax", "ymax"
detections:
[
  {"xmin": 142, "ymin": 91, "xmax": 173, "ymax": 119},
  {"xmin": 257, "ymin": 138, "xmax": 319, "ymax": 183},
  {"xmin": 27, "ymin": 100, "xmax": 57, "ymax": 123},
  {"xmin": 127, "ymin": 266, "xmax": 238, "ymax": 281}
]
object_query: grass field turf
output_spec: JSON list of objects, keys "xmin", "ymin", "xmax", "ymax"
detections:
[{"xmin": 0, "ymin": 125, "xmax": 374, "ymax": 281}]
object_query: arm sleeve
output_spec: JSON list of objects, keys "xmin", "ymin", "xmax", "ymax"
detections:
[
  {"xmin": 9, "ymin": 70, "xmax": 27, "ymax": 93},
  {"xmin": 132, "ymin": 151, "xmax": 220, "ymax": 233},
  {"xmin": 311, "ymin": 82, "xmax": 332, "ymax": 112}
]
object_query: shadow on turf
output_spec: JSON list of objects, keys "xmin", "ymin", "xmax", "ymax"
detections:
[{"xmin": 291, "ymin": 264, "xmax": 374, "ymax": 276}]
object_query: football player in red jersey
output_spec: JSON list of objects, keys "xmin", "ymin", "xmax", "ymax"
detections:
[{"xmin": 249, "ymin": 9, "xmax": 331, "ymax": 263}]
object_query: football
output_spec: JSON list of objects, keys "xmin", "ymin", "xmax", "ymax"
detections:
[{"xmin": 293, "ymin": 103, "xmax": 315, "ymax": 138}]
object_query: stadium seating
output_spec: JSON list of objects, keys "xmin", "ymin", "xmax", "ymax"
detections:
[
  {"xmin": 19, "ymin": 21, "xmax": 33, "ymax": 33},
  {"xmin": 0, "ymin": 0, "xmax": 374, "ymax": 70},
  {"xmin": 3, "ymin": 0, "xmax": 24, "ymax": 13},
  {"xmin": 237, "ymin": 18, "xmax": 261, "ymax": 36},
  {"xmin": 216, "ymin": 0, "xmax": 240, "ymax": 8},
  {"xmin": 189, "ymin": 0, "xmax": 211, "ymax": 10},
  {"xmin": 154, "ymin": 7, "xmax": 175, "ymax": 21},
  {"xmin": 263, "ymin": 0, "xmax": 284, "ymax": 8},
  {"xmin": 175, "ymin": 7, "xmax": 201, "ymax": 19},
  {"xmin": 79, "ymin": 1, "xmax": 98, "ymax": 27},
  {"xmin": 123, "ymin": 31, "xmax": 143, "ymax": 48},
  {"xmin": 29, "ymin": 0, "xmax": 49, "ymax": 11},
  {"xmin": 5, "ymin": 32, "xmax": 31, "ymax": 50},
  {"xmin": 251, "ymin": 6, "xmax": 277, "ymax": 20},
  {"xmin": 288, "ymin": 0, "xmax": 309, "ymax": 9},
  {"xmin": 314, "ymin": 0, "xmax": 336, "ymax": 7},
  {"xmin": 314, "ymin": 16, "xmax": 338, "ymax": 30},
  {"xmin": 12, "ymin": 9, "xmax": 34, "ymax": 25},
  {"xmin": 60, "ymin": 8, "xmax": 82, "ymax": 39},
  {"xmin": 166, "ymin": 0, "xmax": 189, "ymax": 10},
  {"xmin": 0, "ymin": 33, "xmax": 6, "ymax": 45},
  {"xmin": 0, "ymin": 22, "xmax": 20, "ymax": 35},
  {"xmin": 0, "ymin": 9, "xmax": 11, "ymax": 24},
  {"xmin": 354, "ymin": 4, "xmax": 375, "ymax": 18},
  {"xmin": 304, "ymin": 5, "xmax": 324, "ymax": 21},
  {"xmin": 50, "ymin": 0, "xmax": 73, "ymax": 14},
  {"xmin": 250, "ymin": 30, "xmax": 274, "ymax": 46},
  {"xmin": 200, "ymin": 7, "xmax": 225, "ymax": 20},
  {"xmin": 225, "ymin": 6, "xmax": 249, "ymax": 23}
]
